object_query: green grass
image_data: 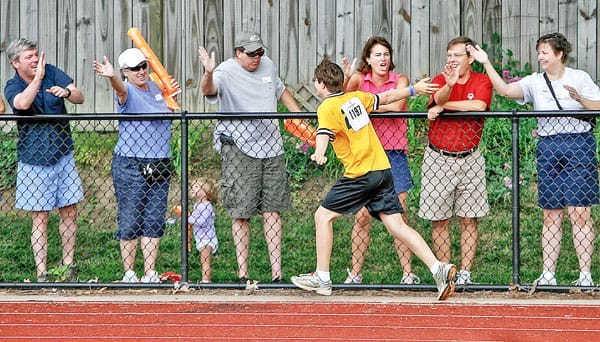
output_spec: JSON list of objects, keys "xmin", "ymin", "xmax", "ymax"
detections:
[
  {"xmin": 1, "ymin": 37, "xmax": 599, "ymax": 285},
  {"xmin": 1, "ymin": 109, "xmax": 598, "ymax": 285}
]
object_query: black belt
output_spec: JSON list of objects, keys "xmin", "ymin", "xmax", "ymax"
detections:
[{"xmin": 428, "ymin": 143, "xmax": 477, "ymax": 158}]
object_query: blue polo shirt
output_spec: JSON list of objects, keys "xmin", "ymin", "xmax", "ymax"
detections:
[{"xmin": 4, "ymin": 64, "xmax": 74, "ymax": 166}]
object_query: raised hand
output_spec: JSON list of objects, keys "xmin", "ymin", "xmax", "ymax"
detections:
[
  {"xmin": 198, "ymin": 46, "xmax": 216, "ymax": 74},
  {"xmin": 341, "ymin": 57, "xmax": 357, "ymax": 79},
  {"xmin": 466, "ymin": 44, "xmax": 489, "ymax": 64},
  {"xmin": 35, "ymin": 51, "xmax": 46, "ymax": 81},
  {"xmin": 413, "ymin": 77, "xmax": 440, "ymax": 95},
  {"xmin": 93, "ymin": 56, "xmax": 115, "ymax": 78}
]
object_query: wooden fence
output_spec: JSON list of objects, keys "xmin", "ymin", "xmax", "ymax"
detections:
[{"xmin": 1, "ymin": 0, "xmax": 599, "ymax": 114}]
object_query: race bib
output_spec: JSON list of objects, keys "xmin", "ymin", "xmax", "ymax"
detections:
[{"xmin": 341, "ymin": 97, "xmax": 369, "ymax": 131}]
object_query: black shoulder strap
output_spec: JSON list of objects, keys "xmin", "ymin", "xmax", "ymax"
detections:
[{"xmin": 543, "ymin": 72, "xmax": 563, "ymax": 110}]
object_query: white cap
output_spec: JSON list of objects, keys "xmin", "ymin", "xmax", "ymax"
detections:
[{"xmin": 118, "ymin": 48, "xmax": 147, "ymax": 69}]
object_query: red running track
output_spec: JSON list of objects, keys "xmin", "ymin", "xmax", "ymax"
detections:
[{"xmin": 1, "ymin": 301, "xmax": 599, "ymax": 341}]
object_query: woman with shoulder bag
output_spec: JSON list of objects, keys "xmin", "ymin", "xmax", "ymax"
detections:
[{"xmin": 93, "ymin": 48, "xmax": 178, "ymax": 283}]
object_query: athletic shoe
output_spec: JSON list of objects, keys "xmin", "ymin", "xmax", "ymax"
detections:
[
  {"xmin": 533, "ymin": 273, "xmax": 557, "ymax": 286},
  {"xmin": 122, "ymin": 270, "xmax": 138, "ymax": 283},
  {"xmin": 291, "ymin": 273, "xmax": 332, "ymax": 296},
  {"xmin": 37, "ymin": 272, "xmax": 49, "ymax": 283},
  {"xmin": 456, "ymin": 270, "xmax": 472, "ymax": 286},
  {"xmin": 571, "ymin": 276, "xmax": 594, "ymax": 287},
  {"xmin": 343, "ymin": 269, "xmax": 363, "ymax": 284},
  {"xmin": 400, "ymin": 273, "xmax": 421, "ymax": 285},
  {"xmin": 62, "ymin": 263, "xmax": 79, "ymax": 282},
  {"xmin": 434, "ymin": 263, "xmax": 457, "ymax": 300},
  {"xmin": 270, "ymin": 276, "xmax": 284, "ymax": 284},
  {"xmin": 141, "ymin": 270, "xmax": 160, "ymax": 283}
]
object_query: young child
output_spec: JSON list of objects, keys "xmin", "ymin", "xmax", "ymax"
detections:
[
  {"xmin": 188, "ymin": 177, "xmax": 219, "ymax": 283},
  {"xmin": 291, "ymin": 57, "xmax": 458, "ymax": 300}
]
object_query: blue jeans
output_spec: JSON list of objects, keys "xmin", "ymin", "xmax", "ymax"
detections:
[{"xmin": 112, "ymin": 154, "xmax": 171, "ymax": 240}]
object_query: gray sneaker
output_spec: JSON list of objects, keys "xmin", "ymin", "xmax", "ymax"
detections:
[
  {"xmin": 434, "ymin": 263, "xmax": 457, "ymax": 300},
  {"xmin": 291, "ymin": 273, "xmax": 332, "ymax": 296},
  {"xmin": 36, "ymin": 272, "xmax": 49, "ymax": 283},
  {"xmin": 63, "ymin": 263, "xmax": 79, "ymax": 282}
]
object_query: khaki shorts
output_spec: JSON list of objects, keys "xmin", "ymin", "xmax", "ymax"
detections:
[
  {"xmin": 418, "ymin": 146, "xmax": 489, "ymax": 220},
  {"xmin": 220, "ymin": 144, "xmax": 291, "ymax": 218}
]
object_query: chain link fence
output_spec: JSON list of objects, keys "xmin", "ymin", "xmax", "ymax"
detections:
[{"xmin": 0, "ymin": 111, "xmax": 597, "ymax": 292}]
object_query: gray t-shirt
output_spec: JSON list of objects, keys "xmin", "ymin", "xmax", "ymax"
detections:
[{"xmin": 207, "ymin": 56, "xmax": 286, "ymax": 158}]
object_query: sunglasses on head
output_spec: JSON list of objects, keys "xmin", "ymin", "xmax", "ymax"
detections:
[
  {"xmin": 245, "ymin": 48, "xmax": 264, "ymax": 58},
  {"xmin": 128, "ymin": 61, "xmax": 148, "ymax": 72}
]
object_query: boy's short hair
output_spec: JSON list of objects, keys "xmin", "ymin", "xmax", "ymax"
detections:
[{"xmin": 314, "ymin": 56, "xmax": 344, "ymax": 93}]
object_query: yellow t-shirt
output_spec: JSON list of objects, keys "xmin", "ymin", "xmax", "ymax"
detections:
[{"xmin": 317, "ymin": 91, "xmax": 391, "ymax": 178}]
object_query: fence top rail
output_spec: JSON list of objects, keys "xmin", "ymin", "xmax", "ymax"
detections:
[{"xmin": 0, "ymin": 110, "xmax": 598, "ymax": 122}]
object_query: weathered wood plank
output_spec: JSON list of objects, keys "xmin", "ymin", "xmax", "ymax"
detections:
[
  {"xmin": 182, "ymin": 0, "xmax": 204, "ymax": 112},
  {"xmin": 261, "ymin": 0, "xmax": 279, "ymax": 74},
  {"xmin": 280, "ymin": 0, "xmax": 298, "ymax": 85},
  {"xmin": 356, "ymin": 0, "xmax": 374, "ymax": 48},
  {"xmin": 75, "ymin": 0, "xmax": 94, "ymax": 114},
  {"xmin": 297, "ymin": 0, "xmax": 317, "ymax": 84},
  {"xmin": 93, "ymin": 0, "xmax": 113, "ymax": 113},
  {"xmin": 577, "ymin": 0, "xmax": 596, "ymax": 77},
  {"xmin": 335, "ymin": 0, "xmax": 354, "ymax": 63},
  {"xmin": 501, "ymin": 0, "xmax": 521, "ymax": 72},
  {"xmin": 409, "ymin": 0, "xmax": 429, "ymax": 81},
  {"xmin": 317, "ymin": 0, "xmax": 335, "ymax": 60},
  {"xmin": 393, "ymin": 0, "xmax": 412, "ymax": 78},
  {"xmin": 558, "ymin": 0, "xmax": 578, "ymax": 67},
  {"xmin": 519, "ymin": 0, "xmax": 538, "ymax": 72},
  {"xmin": 481, "ymin": 0, "xmax": 501, "ymax": 63}
]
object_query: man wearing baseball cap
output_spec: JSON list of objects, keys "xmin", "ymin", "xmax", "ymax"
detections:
[{"xmin": 198, "ymin": 32, "xmax": 301, "ymax": 284}]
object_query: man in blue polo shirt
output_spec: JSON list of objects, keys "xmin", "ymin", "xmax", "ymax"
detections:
[{"xmin": 4, "ymin": 38, "xmax": 84, "ymax": 283}]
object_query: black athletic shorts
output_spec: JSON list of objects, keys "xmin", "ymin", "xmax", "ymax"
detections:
[{"xmin": 321, "ymin": 169, "xmax": 403, "ymax": 220}]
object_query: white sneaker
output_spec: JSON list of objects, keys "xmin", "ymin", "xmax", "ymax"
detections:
[
  {"xmin": 343, "ymin": 269, "xmax": 363, "ymax": 284},
  {"xmin": 456, "ymin": 270, "xmax": 472, "ymax": 285},
  {"xmin": 400, "ymin": 273, "xmax": 421, "ymax": 285},
  {"xmin": 291, "ymin": 273, "xmax": 332, "ymax": 296},
  {"xmin": 572, "ymin": 276, "xmax": 594, "ymax": 287},
  {"xmin": 122, "ymin": 270, "xmax": 138, "ymax": 283},
  {"xmin": 433, "ymin": 263, "xmax": 457, "ymax": 301},
  {"xmin": 140, "ymin": 270, "xmax": 160, "ymax": 283},
  {"xmin": 533, "ymin": 273, "xmax": 557, "ymax": 286}
]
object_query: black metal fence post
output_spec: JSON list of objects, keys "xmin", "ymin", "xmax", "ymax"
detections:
[
  {"xmin": 511, "ymin": 110, "xmax": 521, "ymax": 286},
  {"xmin": 180, "ymin": 111, "xmax": 189, "ymax": 283}
]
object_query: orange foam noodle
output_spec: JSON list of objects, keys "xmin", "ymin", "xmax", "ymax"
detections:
[
  {"xmin": 128, "ymin": 27, "xmax": 180, "ymax": 110},
  {"xmin": 284, "ymin": 119, "xmax": 317, "ymax": 147}
]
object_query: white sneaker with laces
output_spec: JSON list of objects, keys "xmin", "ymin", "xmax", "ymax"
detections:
[
  {"xmin": 572, "ymin": 277, "xmax": 594, "ymax": 287},
  {"xmin": 456, "ymin": 270, "xmax": 472, "ymax": 286},
  {"xmin": 433, "ymin": 263, "xmax": 457, "ymax": 301},
  {"xmin": 291, "ymin": 273, "xmax": 332, "ymax": 295},
  {"xmin": 400, "ymin": 273, "xmax": 421, "ymax": 285},
  {"xmin": 122, "ymin": 270, "xmax": 138, "ymax": 283},
  {"xmin": 141, "ymin": 270, "xmax": 160, "ymax": 283},
  {"xmin": 343, "ymin": 268, "xmax": 363, "ymax": 284},
  {"xmin": 533, "ymin": 272, "xmax": 557, "ymax": 286}
]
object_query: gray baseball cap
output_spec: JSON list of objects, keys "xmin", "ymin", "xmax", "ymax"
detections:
[{"xmin": 235, "ymin": 31, "xmax": 267, "ymax": 51}]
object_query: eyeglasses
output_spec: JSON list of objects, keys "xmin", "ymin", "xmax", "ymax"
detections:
[
  {"xmin": 127, "ymin": 62, "xmax": 148, "ymax": 72},
  {"xmin": 245, "ymin": 48, "xmax": 265, "ymax": 58},
  {"xmin": 447, "ymin": 53, "xmax": 468, "ymax": 58}
]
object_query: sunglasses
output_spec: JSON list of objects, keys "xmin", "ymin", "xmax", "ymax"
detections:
[
  {"xmin": 245, "ymin": 49, "xmax": 265, "ymax": 58},
  {"xmin": 127, "ymin": 61, "xmax": 148, "ymax": 72}
]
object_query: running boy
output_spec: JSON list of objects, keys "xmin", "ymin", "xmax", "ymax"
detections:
[{"xmin": 291, "ymin": 57, "xmax": 457, "ymax": 300}]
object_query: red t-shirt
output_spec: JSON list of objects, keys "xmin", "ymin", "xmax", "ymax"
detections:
[{"xmin": 428, "ymin": 72, "xmax": 492, "ymax": 152}]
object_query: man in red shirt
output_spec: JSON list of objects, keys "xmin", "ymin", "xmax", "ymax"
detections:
[{"xmin": 419, "ymin": 36, "xmax": 493, "ymax": 286}]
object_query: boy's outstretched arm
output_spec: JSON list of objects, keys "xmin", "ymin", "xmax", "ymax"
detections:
[
  {"xmin": 310, "ymin": 134, "xmax": 330, "ymax": 165},
  {"xmin": 378, "ymin": 78, "xmax": 439, "ymax": 105}
]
